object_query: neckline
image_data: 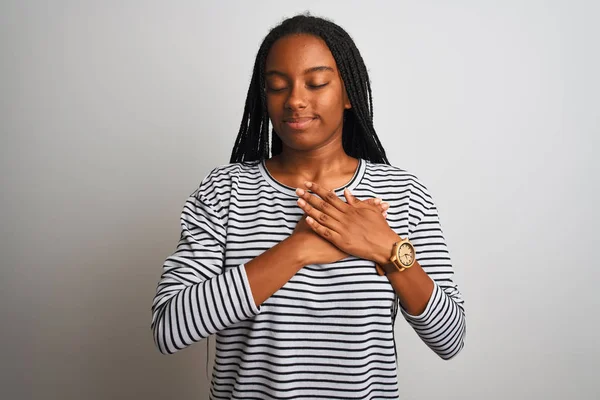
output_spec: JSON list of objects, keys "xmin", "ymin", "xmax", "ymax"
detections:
[{"xmin": 258, "ymin": 158, "xmax": 366, "ymax": 197}]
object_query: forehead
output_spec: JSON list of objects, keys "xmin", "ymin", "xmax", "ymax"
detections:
[{"xmin": 265, "ymin": 34, "xmax": 338, "ymax": 74}]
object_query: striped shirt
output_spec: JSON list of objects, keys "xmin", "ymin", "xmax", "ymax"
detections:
[{"xmin": 151, "ymin": 158, "xmax": 466, "ymax": 399}]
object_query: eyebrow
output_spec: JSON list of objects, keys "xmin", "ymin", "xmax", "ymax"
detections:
[{"xmin": 265, "ymin": 66, "xmax": 335, "ymax": 77}]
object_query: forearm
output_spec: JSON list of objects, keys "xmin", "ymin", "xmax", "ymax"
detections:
[
  {"xmin": 400, "ymin": 283, "xmax": 466, "ymax": 360},
  {"xmin": 152, "ymin": 235, "xmax": 307, "ymax": 354},
  {"xmin": 245, "ymin": 235, "xmax": 306, "ymax": 307},
  {"xmin": 372, "ymin": 231, "xmax": 466, "ymax": 359},
  {"xmin": 386, "ymin": 261, "xmax": 434, "ymax": 315},
  {"xmin": 372, "ymin": 232, "xmax": 434, "ymax": 315},
  {"xmin": 151, "ymin": 263, "xmax": 260, "ymax": 354}
]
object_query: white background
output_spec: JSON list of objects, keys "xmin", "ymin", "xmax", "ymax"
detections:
[{"xmin": 1, "ymin": 1, "xmax": 598, "ymax": 399}]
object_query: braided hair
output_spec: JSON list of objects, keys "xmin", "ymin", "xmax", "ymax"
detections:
[{"xmin": 229, "ymin": 13, "xmax": 390, "ymax": 165}]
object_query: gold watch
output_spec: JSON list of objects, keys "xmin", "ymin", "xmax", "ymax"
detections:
[{"xmin": 375, "ymin": 237, "xmax": 416, "ymax": 276}]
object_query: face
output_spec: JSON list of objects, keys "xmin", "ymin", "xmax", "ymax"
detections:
[{"xmin": 264, "ymin": 34, "xmax": 351, "ymax": 152}]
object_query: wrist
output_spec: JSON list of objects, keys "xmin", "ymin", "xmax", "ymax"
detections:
[
  {"xmin": 283, "ymin": 234, "xmax": 311, "ymax": 268},
  {"xmin": 373, "ymin": 231, "xmax": 401, "ymax": 266}
]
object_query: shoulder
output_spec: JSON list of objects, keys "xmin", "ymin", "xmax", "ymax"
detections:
[
  {"xmin": 198, "ymin": 161, "xmax": 260, "ymax": 189},
  {"xmin": 192, "ymin": 160, "xmax": 261, "ymax": 203},
  {"xmin": 363, "ymin": 161, "xmax": 435, "ymax": 210}
]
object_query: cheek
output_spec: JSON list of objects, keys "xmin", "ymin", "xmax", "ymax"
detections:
[
  {"xmin": 315, "ymin": 91, "xmax": 345, "ymax": 120},
  {"xmin": 266, "ymin": 97, "xmax": 282, "ymax": 121},
  {"xmin": 266, "ymin": 96, "xmax": 276, "ymax": 112}
]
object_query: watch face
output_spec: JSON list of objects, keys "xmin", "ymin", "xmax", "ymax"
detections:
[{"xmin": 398, "ymin": 243, "xmax": 415, "ymax": 267}]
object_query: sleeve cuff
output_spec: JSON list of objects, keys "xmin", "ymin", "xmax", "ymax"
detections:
[
  {"xmin": 400, "ymin": 281, "xmax": 441, "ymax": 322},
  {"xmin": 239, "ymin": 263, "xmax": 262, "ymax": 315}
]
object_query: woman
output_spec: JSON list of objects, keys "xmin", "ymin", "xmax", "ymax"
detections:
[{"xmin": 151, "ymin": 14, "xmax": 466, "ymax": 399}]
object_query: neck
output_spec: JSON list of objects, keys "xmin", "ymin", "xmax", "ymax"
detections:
[{"xmin": 273, "ymin": 146, "xmax": 357, "ymax": 183}]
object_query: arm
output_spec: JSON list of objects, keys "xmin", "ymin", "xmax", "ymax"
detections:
[
  {"xmin": 406, "ymin": 201, "xmax": 466, "ymax": 360},
  {"xmin": 292, "ymin": 180, "xmax": 466, "ymax": 360},
  {"xmin": 151, "ymin": 191, "xmax": 315, "ymax": 354},
  {"xmin": 375, "ymin": 201, "xmax": 466, "ymax": 360},
  {"xmin": 245, "ymin": 235, "xmax": 307, "ymax": 306},
  {"xmin": 150, "ymin": 192, "xmax": 260, "ymax": 354}
]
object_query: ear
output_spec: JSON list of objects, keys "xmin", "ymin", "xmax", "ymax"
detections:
[
  {"xmin": 342, "ymin": 84, "xmax": 352, "ymax": 109},
  {"xmin": 340, "ymin": 77, "xmax": 352, "ymax": 109}
]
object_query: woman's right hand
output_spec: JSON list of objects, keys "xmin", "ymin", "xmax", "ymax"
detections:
[{"xmin": 291, "ymin": 197, "xmax": 389, "ymax": 265}]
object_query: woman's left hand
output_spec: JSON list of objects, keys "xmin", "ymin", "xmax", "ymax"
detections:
[{"xmin": 295, "ymin": 181, "xmax": 400, "ymax": 265}]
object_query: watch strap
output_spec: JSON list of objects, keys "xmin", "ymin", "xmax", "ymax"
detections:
[{"xmin": 375, "ymin": 238, "xmax": 414, "ymax": 276}]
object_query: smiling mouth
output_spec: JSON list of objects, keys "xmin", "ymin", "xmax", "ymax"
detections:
[{"xmin": 285, "ymin": 118, "xmax": 316, "ymax": 131}]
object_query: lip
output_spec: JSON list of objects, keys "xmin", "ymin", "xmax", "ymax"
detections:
[{"xmin": 284, "ymin": 117, "xmax": 316, "ymax": 131}]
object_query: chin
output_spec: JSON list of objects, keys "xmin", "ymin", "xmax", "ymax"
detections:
[{"xmin": 279, "ymin": 136, "xmax": 337, "ymax": 153}]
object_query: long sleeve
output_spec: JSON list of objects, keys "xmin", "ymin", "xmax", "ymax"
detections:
[
  {"xmin": 402, "ymin": 197, "xmax": 466, "ymax": 360},
  {"xmin": 150, "ymin": 190, "xmax": 261, "ymax": 355}
]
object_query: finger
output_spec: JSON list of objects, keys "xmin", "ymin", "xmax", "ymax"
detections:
[
  {"xmin": 344, "ymin": 188, "xmax": 376, "ymax": 207},
  {"xmin": 363, "ymin": 198, "xmax": 389, "ymax": 212},
  {"xmin": 305, "ymin": 215, "xmax": 343, "ymax": 245},
  {"xmin": 343, "ymin": 187, "xmax": 360, "ymax": 206},
  {"xmin": 296, "ymin": 186, "xmax": 345, "ymax": 221},
  {"xmin": 352, "ymin": 192, "xmax": 390, "ymax": 213},
  {"xmin": 297, "ymin": 196, "xmax": 344, "ymax": 233},
  {"xmin": 304, "ymin": 182, "xmax": 349, "ymax": 213},
  {"xmin": 343, "ymin": 188, "xmax": 387, "ymax": 211}
]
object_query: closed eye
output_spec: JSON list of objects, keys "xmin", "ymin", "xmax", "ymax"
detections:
[
  {"xmin": 266, "ymin": 87, "xmax": 286, "ymax": 93},
  {"xmin": 309, "ymin": 83, "xmax": 329, "ymax": 89},
  {"xmin": 266, "ymin": 83, "xmax": 330, "ymax": 93}
]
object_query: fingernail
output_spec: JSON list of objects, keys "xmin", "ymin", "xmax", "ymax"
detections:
[
  {"xmin": 305, "ymin": 181, "xmax": 313, "ymax": 188},
  {"xmin": 382, "ymin": 203, "xmax": 389, "ymax": 210},
  {"xmin": 297, "ymin": 198, "xmax": 306, "ymax": 206},
  {"xmin": 296, "ymin": 188, "xmax": 305, "ymax": 196},
  {"xmin": 383, "ymin": 212, "xmax": 388, "ymax": 217},
  {"xmin": 374, "ymin": 198, "xmax": 381, "ymax": 205}
]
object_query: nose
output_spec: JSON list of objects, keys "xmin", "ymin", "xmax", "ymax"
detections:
[{"xmin": 284, "ymin": 83, "xmax": 308, "ymax": 110}]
